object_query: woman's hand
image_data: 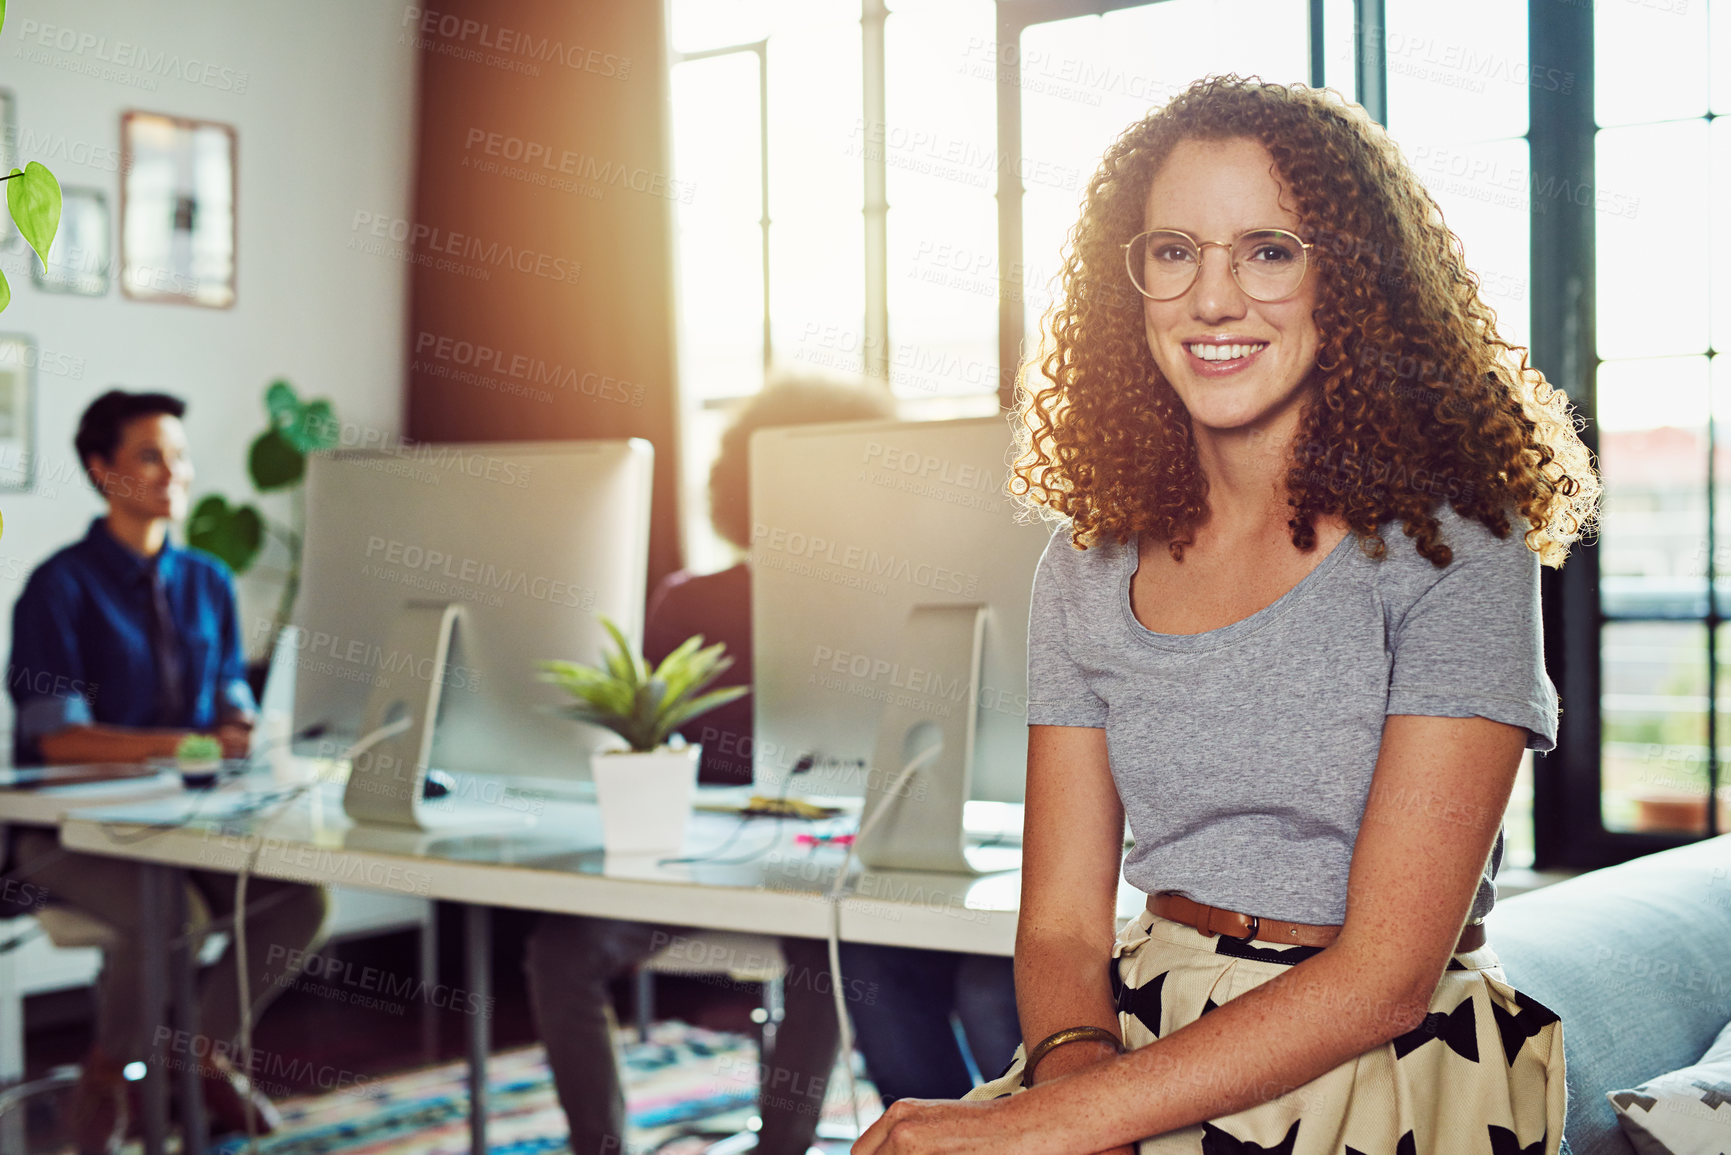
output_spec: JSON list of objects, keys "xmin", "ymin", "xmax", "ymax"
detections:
[
  {"xmin": 852, "ymin": 1097, "xmax": 1021, "ymax": 1155},
  {"xmin": 850, "ymin": 1094, "xmax": 1137, "ymax": 1155}
]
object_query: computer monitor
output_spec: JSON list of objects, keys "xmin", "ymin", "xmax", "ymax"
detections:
[
  {"xmin": 750, "ymin": 416, "xmax": 1050, "ymax": 873},
  {"xmin": 291, "ymin": 439, "xmax": 653, "ymax": 828}
]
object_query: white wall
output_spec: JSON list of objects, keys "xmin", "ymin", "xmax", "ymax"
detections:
[{"xmin": 0, "ymin": 0, "xmax": 418, "ymax": 718}]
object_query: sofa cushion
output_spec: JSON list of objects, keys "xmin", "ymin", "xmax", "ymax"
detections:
[
  {"xmin": 1604, "ymin": 1014, "xmax": 1731, "ymax": 1155},
  {"xmin": 1485, "ymin": 835, "xmax": 1731, "ymax": 1155}
]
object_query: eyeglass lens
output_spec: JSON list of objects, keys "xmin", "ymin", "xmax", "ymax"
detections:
[{"xmin": 1127, "ymin": 230, "xmax": 1307, "ymax": 302}]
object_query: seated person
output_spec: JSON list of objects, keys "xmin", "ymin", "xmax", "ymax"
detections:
[
  {"xmin": 4, "ymin": 390, "xmax": 328, "ymax": 1153},
  {"xmin": 526, "ymin": 379, "xmax": 894, "ymax": 1155},
  {"xmin": 524, "ymin": 379, "xmax": 1016, "ymax": 1155}
]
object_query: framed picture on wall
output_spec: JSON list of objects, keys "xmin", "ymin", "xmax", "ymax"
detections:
[
  {"xmin": 33, "ymin": 187, "xmax": 110, "ymax": 296},
  {"xmin": 0, "ymin": 90, "xmax": 17, "ymax": 251},
  {"xmin": 0, "ymin": 335, "xmax": 35, "ymax": 490},
  {"xmin": 120, "ymin": 110, "xmax": 236, "ymax": 308}
]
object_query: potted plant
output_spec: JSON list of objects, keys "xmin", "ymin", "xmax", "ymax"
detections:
[
  {"xmin": 539, "ymin": 617, "xmax": 748, "ymax": 854},
  {"xmin": 186, "ymin": 379, "xmax": 341, "ymax": 689},
  {"xmin": 173, "ymin": 733, "xmax": 224, "ymax": 789}
]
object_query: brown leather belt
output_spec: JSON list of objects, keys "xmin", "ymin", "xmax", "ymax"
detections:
[{"xmin": 1147, "ymin": 892, "xmax": 1487, "ymax": 954}]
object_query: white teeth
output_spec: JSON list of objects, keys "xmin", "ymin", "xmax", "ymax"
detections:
[{"xmin": 1188, "ymin": 342, "xmax": 1266, "ymax": 362}]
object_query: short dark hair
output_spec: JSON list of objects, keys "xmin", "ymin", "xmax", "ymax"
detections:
[{"xmin": 75, "ymin": 390, "xmax": 187, "ymax": 491}]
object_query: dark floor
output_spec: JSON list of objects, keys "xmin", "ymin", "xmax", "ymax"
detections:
[{"xmin": 24, "ymin": 903, "xmax": 767, "ymax": 1096}]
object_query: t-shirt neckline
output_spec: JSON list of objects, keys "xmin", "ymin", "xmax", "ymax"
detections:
[{"xmin": 1120, "ymin": 528, "xmax": 1358, "ymax": 652}]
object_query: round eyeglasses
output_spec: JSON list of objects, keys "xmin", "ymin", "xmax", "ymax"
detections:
[{"xmin": 1122, "ymin": 228, "xmax": 1313, "ymax": 303}]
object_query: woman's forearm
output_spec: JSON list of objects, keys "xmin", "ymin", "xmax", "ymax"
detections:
[
  {"xmin": 1012, "ymin": 944, "xmax": 1417, "ymax": 1152},
  {"xmin": 1014, "ymin": 928, "xmax": 1124, "ymax": 1085}
]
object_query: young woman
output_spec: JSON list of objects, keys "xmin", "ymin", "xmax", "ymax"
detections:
[{"xmin": 854, "ymin": 76, "xmax": 1598, "ymax": 1155}]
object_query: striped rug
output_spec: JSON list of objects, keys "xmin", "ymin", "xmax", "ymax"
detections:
[{"xmin": 203, "ymin": 1023, "xmax": 881, "ymax": 1155}]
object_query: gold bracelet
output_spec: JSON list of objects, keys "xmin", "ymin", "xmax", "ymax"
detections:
[{"xmin": 1021, "ymin": 1025, "xmax": 1125, "ymax": 1087}]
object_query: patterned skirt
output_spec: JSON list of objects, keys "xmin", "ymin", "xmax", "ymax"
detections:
[{"xmin": 964, "ymin": 907, "xmax": 1566, "ymax": 1154}]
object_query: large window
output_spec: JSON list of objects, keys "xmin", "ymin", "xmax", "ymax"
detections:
[
  {"xmin": 1589, "ymin": 0, "xmax": 1727, "ymax": 845},
  {"xmin": 666, "ymin": 0, "xmax": 1724, "ymax": 867}
]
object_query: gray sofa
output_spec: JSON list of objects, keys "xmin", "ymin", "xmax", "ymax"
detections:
[{"xmin": 1485, "ymin": 833, "xmax": 1731, "ymax": 1155}]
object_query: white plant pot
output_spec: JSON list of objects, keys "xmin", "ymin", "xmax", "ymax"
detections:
[{"xmin": 592, "ymin": 745, "xmax": 700, "ymax": 855}]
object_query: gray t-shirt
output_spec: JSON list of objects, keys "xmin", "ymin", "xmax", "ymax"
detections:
[{"xmin": 1028, "ymin": 503, "xmax": 1558, "ymax": 925}]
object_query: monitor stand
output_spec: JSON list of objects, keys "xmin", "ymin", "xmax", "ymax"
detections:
[
  {"xmin": 854, "ymin": 603, "xmax": 1004, "ymax": 876},
  {"xmin": 341, "ymin": 601, "xmax": 534, "ymax": 833}
]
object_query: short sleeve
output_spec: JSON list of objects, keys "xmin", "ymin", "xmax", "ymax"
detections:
[
  {"xmin": 1026, "ymin": 526, "xmax": 1108, "ymax": 728},
  {"xmin": 1385, "ymin": 521, "xmax": 1558, "ymax": 752}
]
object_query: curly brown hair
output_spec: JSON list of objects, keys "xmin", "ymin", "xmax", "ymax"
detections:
[{"xmin": 1009, "ymin": 75, "xmax": 1599, "ymax": 568}]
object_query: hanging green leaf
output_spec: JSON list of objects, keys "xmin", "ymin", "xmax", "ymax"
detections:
[
  {"xmin": 7, "ymin": 163, "xmax": 61, "ymax": 271},
  {"xmin": 265, "ymin": 379, "xmax": 299, "ymax": 428},
  {"xmin": 249, "ymin": 428, "xmax": 306, "ymax": 491},
  {"xmin": 187, "ymin": 494, "xmax": 265, "ymax": 573},
  {"xmin": 0, "ymin": 1, "xmax": 9, "ymax": 40},
  {"xmin": 286, "ymin": 399, "xmax": 340, "ymax": 453},
  {"xmin": 0, "ymin": 267, "xmax": 10, "ymax": 315}
]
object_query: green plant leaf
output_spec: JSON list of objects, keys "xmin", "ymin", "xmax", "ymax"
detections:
[
  {"xmin": 649, "ymin": 634, "xmax": 704, "ymax": 683},
  {"xmin": 249, "ymin": 428, "xmax": 305, "ymax": 491},
  {"xmin": 186, "ymin": 494, "xmax": 265, "ymax": 572},
  {"xmin": 291, "ymin": 399, "xmax": 340, "ymax": 452},
  {"xmin": 7, "ymin": 163, "xmax": 61, "ymax": 271},
  {"xmin": 659, "ymin": 686, "xmax": 751, "ymax": 737},
  {"xmin": 661, "ymin": 643, "xmax": 733, "ymax": 709},
  {"xmin": 598, "ymin": 616, "xmax": 644, "ymax": 685},
  {"xmin": 265, "ymin": 380, "xmax": 299, "ymax": 428},
  {"xmin": 0, "ymin": 267, "xmax": 10, "ymax": 315},
  {"xmin": 0, "ymin": 1, "xmax": 8, "ymax": 39}
]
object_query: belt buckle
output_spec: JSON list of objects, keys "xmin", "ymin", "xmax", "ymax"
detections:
[{"xmin": 1199, "ymin": 903, "xmax": 1260, "ymax": 943}]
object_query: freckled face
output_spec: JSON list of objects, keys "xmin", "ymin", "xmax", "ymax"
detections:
[{"xmin": 1140, "ymin": 137, "xmax": 1321, "ymax": 437}]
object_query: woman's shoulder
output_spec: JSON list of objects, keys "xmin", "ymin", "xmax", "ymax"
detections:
[
  {"xmin": 1038, "ymin": 519, "xmax": 1133, "ymax": 582},
  {"xmin": 1365, "ymin": 503, "xmax": 1541, "ymax": 595}
]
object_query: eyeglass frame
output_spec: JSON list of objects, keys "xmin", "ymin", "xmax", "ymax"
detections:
[{"xmin": 1120, "ymin": 227, "xmax": 1316, "ymax": 303}]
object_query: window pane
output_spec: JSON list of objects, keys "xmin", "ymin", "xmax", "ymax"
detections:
[
  {"xmin": 1715, "ymin": 117, "xmax": 1731, "ymax": 354},
  {"xmin": 1323, "ymin": 0, "xmax": 1357, "ymax": 102},
  {"xmin": 672, "ymin": 54, "xmax": 765, "ymax": 404},
  {"xmin": 1018, "ymin": 1, "xmax": 1311, "ymax": 347},
  {"xmin": 1595, "ymin": 121, "xmax": 1709, "ymax": 360},
  {"xmin": 1385, "ymin": 0, "xmax": 1530, "ymax": 141},
  {"xmin": 1504, "ymin": 751, "xmax": 1535, "ymax": 870},
  {"xmin": 670, "ymin": 0, "xmax": 770, "ymax": 54},
  {"xmin": 1595, "ymin": 0, "xmax": 1709, "ymax": 127},
  {"xmin": 1600, "ymin": 622, "xmax": 1709, "ymax": 835},
  {"xmin": 1597, "ymin": 356, "xmax": 1709, "ymax": 617},
  {"xmin": 1715, "ymin": 0, "xmax": 1731, "ymax": 115},
  {"xmin": 770, "ymin": 2, "xmax": 863, "ymax": 385},
  {"xmin": 1400, "ymin": 138, "xmax": 1532, "ymax": 353},
  {"xmin": 1716, "ymin": 621, "xmax": 1731, "ymax": 834},
  {"xmin": 672, "ymin": 52, "xmax": 764, "ymax": 570},
  {"xmin": 1712, "ymin": 355, "xmax": 1731, "ymax": 616},
  {"xmin": 883, "ymin": 0, "xmax": 998, "ymax": 400}
]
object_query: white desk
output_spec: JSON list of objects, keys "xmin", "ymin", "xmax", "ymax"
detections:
[
  {"xmin": 57, "ymin": 779, "xmax": 1146, "ymax": 1155},
  {"xmin": 0, "ymin": 771, "xmax": 437, "ymax": 1151}
]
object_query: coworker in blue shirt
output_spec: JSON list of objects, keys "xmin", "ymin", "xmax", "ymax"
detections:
[{"xmin": 5, "ymin": 391, "xmax": 328, "ymax": 1153}]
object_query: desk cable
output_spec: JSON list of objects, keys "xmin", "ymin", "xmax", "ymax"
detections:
[
  {"xmin": 229, "ymin": 713, "xmax": 411, "ymax": 1154},
  {"xmin": 824, "ymin": 742, "xmax": 940, "ymax": 1136},
  {"xmin": 656, "ymin": 769, "xmax": 807, "ymax": 869}
]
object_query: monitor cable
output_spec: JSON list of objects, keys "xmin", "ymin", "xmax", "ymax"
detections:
[
  {"xmin": 824, "ymin": 741, "xmax": 940, "ymax": 1136},
  {"xmin": 230, "ymin": 712, "xmax": 410, "ymax": 1154}
]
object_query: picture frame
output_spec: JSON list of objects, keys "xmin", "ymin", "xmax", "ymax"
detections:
[
  {"xmin": 0, "ymin": 334, "xmax": 36, "ymax": 491},
  {"xmin": 120, "ymin": 110, "xmax": 236, "ymax": 308},
  {"xmin": 33, "ymin": 186, "xmax": 110, "ymax": 296},
  {"xmin": 0, "ymin": 89, "xmax": 17, "ymax": 252}
]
